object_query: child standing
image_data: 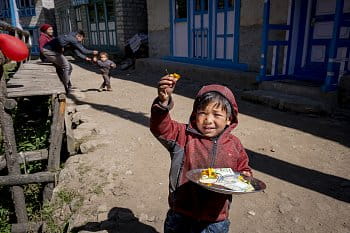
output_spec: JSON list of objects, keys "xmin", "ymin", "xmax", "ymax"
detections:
[
  {"xmin": 150, "ymin": 75, "xmax": 252, "ymax": 233},
  {"xmin": 94, "ymin": 52, "xmax": 116, "ymax": 91}
]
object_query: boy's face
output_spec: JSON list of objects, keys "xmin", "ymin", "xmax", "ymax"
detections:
[
  {"xmin": 100, "ymin": 54, "xmax": 108, "ymax": 61},
  {"xmin": 195, "ymin": 101, "xmax": 231, "ymax": 138}
]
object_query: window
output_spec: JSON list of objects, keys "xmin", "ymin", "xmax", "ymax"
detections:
[
  {"xmin": 217, "ymin": 0, "xmax": 224, "ymax": 9},
  {"xmin": 195, "ymin": 0, "xmax": 208, "ymax": 12},
  {"xmin": 0, "ymin": 0, "xmax": 10, "ymax": 18},
  {"xmin": 106, "ymin": 0, "xmax": 115, "ymax": 21},
  {"xmin": 175, "ymin": 0, "xmax": 187, "ymax": 19},
  {"xmin": 0, "ymin": 0, "xmax": 35, "ymax": 18},
  {"xmin": 217, "ymin": 0, "xmax": 234, "ymax": 10},
  {"xmin": 75, "ymin": 7, "xmax": 82, "ymax": 29},
  {"xmin": 88, "ymin": 3, "xmax": 96, "ymax": 23},
  {"xmin": 16, "ymin": 0, "xmax": 35, "ymax": 17}
]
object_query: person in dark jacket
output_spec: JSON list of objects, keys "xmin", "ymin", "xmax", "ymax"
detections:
[
  {"xmin": 93, "ymin": 52, "xmax": 116, "ymax": 91},
  {"xmin": 42, "ymin": 30, "xmax": 98, "ymax": 92},
  {"xmin": 150, "ymin": 75, "xmax": 252, "ymax": 233},
  {"xmin": 38, "ymin": 24, "xmax": 54, "ymax": 62}
]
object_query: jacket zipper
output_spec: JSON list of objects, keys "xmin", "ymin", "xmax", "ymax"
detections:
[{"xmin": 210, "ymin": 138, "xmax": 218, "ymax": 167}]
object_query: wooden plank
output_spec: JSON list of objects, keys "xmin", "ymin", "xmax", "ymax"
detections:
[
  {"xmin": 12, "ymin": 222, "xmax": 42, "ymax": 233},
  {"xmin": 44, "ymin": 94, "xmax": 66, "ymax": 202},
  {"xmin": 0, "ymin": 149, "xmax": 49, "ymax": 170},
  {"xmin": 0, "ymin": 78, "xmax": 28, "ymax": 223},
  {"xmin": 0, "ymin": 171, "xmax": 56, "ymax": 186},
  {"xmin": 5, "ymin": 62, "xmax": 65, "ymax": 98}
]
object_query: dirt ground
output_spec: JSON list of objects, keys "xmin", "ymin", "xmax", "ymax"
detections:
[{"xmin": 52, "ymin": 61, "xmax": 350, "ymax": 233}]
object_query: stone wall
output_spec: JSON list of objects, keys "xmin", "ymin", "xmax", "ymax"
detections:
[{"xmin": 115, "ymin": 0, "xmax": 148, "ymax": 51}]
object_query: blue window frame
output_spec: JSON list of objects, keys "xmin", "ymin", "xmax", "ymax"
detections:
[
  {"xmin": 0, "ymin": 0, "xmax": 35, "ymax": 18},
  {"xmin": 194, "ymin": 0, "xmax": 208, "ymax": 14},
  {"xmin": 217, "ymin": 0, "xmax": 234, "ymax": 11}
]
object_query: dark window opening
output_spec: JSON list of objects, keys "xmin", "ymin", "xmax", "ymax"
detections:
[
  {"xmin": 217, "ymin": 0, "xmax": 224, "ymax": 9},
  {"xmin": 176, "ymin": 0, "xmax": 187, "ymax": 19}
]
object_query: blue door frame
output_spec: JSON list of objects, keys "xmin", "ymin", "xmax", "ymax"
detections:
[
  {"xmin": 166, "ymin": 0, "xmax": 248, "ymax": 71},
  {"xmin": 259, "ymin": 0, "xmax": 350, "ymax": 92}
]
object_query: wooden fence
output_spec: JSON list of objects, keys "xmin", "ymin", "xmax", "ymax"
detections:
[{"xmin": 0, "ymin": 20, "xmax": 66, "ymax": 232}]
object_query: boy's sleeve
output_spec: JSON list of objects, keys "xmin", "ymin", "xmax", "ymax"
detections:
[
  {"xmin": 150, "ymin": 97, "xmax": 185, "ymax": 151},
  {"xmin": 236, "ymin": 140, "xmax": 252, "ymax": 175}
]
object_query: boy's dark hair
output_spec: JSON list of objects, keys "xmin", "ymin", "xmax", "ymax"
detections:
[
  {"xmin": 76, "ymin": 30, "xmax": 85, "ymax": 37},
  {"xmin": 99, "ymin": 51, "xmax": 109, "ymax": 58},
  {"xmin": 194, "ymin": 91, "xmax": 232, "ymax": 119}
]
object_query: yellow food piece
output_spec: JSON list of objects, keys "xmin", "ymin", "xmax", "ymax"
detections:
[
  {"xmin": 201, "ymin": 168, "xmax": 217, "ymax": 179},
  {"xmin": 172, "ymin": 73, "xmax": 181, "ymax": 80}
]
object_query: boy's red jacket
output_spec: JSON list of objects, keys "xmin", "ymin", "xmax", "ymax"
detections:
[{"xmin": 150, "ymin": 84, "xmax": 251, "ymax": 222}]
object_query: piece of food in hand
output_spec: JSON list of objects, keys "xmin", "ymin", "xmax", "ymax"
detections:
[
  {"xmin": 172, "ymin": 73, "xmax": 181, "ymax": 80},
  {"xmin": 199, "ymin": 168, "xmax": 218, "ymax": 184}
]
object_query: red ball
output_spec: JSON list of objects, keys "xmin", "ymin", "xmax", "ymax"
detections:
[{"xmin": 0, "ymin": 34, "xmax": 29, "ymax": 61}]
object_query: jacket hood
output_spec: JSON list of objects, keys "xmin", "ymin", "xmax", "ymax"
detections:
[{"xmin": 189, "ymin": 84, "xmax": 239, "ymax": 135}]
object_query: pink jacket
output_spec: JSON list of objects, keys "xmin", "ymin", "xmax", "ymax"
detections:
[{"xmin": 39, "ymin": 32, "xmax": 53, "ymax": 52}]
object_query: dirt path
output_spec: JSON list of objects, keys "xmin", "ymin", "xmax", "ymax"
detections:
[{"xmin": 52, "ymin": 62, "xmax": 350, "ymax": 233}]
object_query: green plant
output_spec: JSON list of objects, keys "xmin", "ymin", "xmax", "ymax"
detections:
[{"xmin": 0, "ymin": 207, "xmax": 11, "ymax": 233}]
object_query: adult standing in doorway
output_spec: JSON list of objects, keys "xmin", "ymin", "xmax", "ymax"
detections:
[{"xmin": 42, "ymin": 30, "xmax": 98, "ymax": 93}]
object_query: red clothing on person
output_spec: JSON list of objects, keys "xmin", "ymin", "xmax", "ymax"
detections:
[
  {"xmin": 150, "ymin": 84, "xmax": 252, "ymax": 222},
  {"xmin": 39, "ymin": 32, "xmax": 53, "ymax": 52}
]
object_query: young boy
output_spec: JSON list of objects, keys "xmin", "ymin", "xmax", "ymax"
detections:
[
  {"xmin": 150, "ymin": 75, "xmax": 252, "ymax": 233},
  {"xmin": 93, "ymin": 52, "xmax": 116, "ymax": 92}
]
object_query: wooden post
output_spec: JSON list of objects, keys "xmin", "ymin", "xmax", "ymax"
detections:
[
  {"xmin": 0, "ymin": 79, "xmax": 28, "ymax": 223},
  {"xmin": 43, "ymin": 93, "xmax": 66, "ymax": 202}
]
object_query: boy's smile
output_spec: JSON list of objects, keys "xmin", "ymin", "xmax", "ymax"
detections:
[{"xmin": 195, "ymin": 102, "xmax": 231, "ymax": 138}]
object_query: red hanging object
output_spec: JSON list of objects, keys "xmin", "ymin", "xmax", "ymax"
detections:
[{"xmin": 0, "ymin": 34, "xmax": 29, "ymax": 61}]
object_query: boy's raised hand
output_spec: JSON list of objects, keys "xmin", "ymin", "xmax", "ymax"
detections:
[{"xmin": 158, "ymin": 75, "xmax": 177, "ymax": 105}]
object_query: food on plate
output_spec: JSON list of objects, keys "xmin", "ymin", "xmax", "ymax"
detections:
[{"xmin": 199, "ymin": 168, "xmax": 218, "ymax": 184}]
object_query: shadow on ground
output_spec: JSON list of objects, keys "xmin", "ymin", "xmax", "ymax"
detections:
[
  {"xmin": 248, "ymin": 149, "xmax": 350, "ymax": 203},
  {"xmin": 68, "ymin": 94, "xmax": 350, "ymax": 203},
  {"xmin": 72, "ymin": 61, "xmax": 350, "ymax": 149},
  {"xmin": 70, "ymin": 207, "xmax": 159, "ymax": 233}
]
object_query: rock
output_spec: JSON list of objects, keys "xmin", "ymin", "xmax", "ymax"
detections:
[
  {"xmin": 66, "ymin": 105, "xmax": 76, "ymax": 114},
  {"xmin": 73, "ymin": 129, "xmax": 93, "ymax": 143},
  {"xmin": 72, "ymin": 112, "xmax": 82, "ymax": 125},
  {"xmin": 80, "ymin": 115, "xmax": 93, "ymax": 123},
  {"xmin": 248, "ymin": 210, "xmax": 256, "ymax": 216},
  {"xmin": 77, "ymin": 123, "xmax": 100, "ymax": 134},
  {"xmin": 278, "ymin": 203, "xmax": 293, "ymax": 213},
  {"xmin": 80, "ymin": 139, "xmax": 111, "ymax": 154},
  {"xmin": 97, "ymin": 204, "xmax": 108, "ymax": 213},
  {"xmin": 270, "ymin": 148, "xmax": 275, "ymax": 152},
  {"xmin": 125, "ymin": 170, "xmax": 133, "ymax": 175},
  {"xmin": 75, "ymin": 104, "xmax": 91, "ymax": 111},
  {"xmin": 139, "ymin": 213, "xmax": 148, "ymax": 222},
  {"xmin": 147, "ymin": 215, "xmax": 156, "ymax": 222},
  {"xmin": 292, "ymin": 216, "xmax": 300, "ymax": 223}
]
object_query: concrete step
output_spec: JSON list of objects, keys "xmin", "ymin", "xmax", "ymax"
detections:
[
  {"xmin": 259, "ymin": 81, "xmax": 337, "ymax": 105},
  {"xmin": 241, "ymin": 90, "xmax": 331, "ymax": 114}
]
